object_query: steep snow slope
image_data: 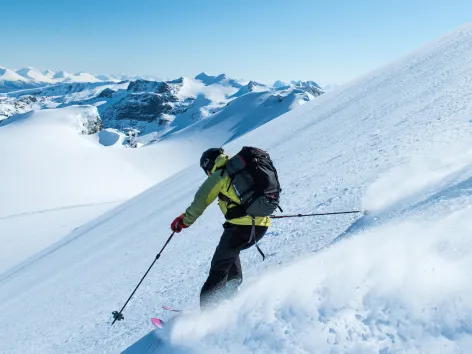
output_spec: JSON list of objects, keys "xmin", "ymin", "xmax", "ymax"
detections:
[
  {"xmin": 0, "ymin": 106, "xmax": 154, "ymax": 273},
  {"xmin": 158, "ymin": 86, "xmax": 315, "ymax": 147},
  {"xmin": 1, "ymin": 23, "xmax": 472, "ymax": 354},
  {"xmin": 156, "ymin": 24, "xmax": 472, "ymax": 353},
  {"xmin": 122, "ymin": 83, "xmax": 320, "ymax": 181}
]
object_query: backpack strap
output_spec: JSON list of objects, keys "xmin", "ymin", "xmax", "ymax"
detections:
[
  {"xmin": 218, "ymin": 191, "xmax": 247, "ymax": 220},
  {"xmin": 249, "ymin": 217, "xmax": 266, "ymax": 261},
  {"xmin": 224, "ymin": 204, "xmax": 247, "ymax": 220}
]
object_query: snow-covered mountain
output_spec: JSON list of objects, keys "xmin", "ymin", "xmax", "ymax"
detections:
[
  {"xmin": 1, "ymin": 72, "xmax": 324, "ymax": 139},
  {"xmin": 272, "ymin": 79, "xmax": 290, "ymax": 88},
  {"xmin": 0, "ymin": 66, "xmax": 164, "ymax": 93},
  {"xmin": 194, "ymin": 72, "xmax": 244, "ymax": 88},
  {"xmin": 15, "ymin": 67, "xmax": 55, "ymax": 83},
  {"xmin": 272, "ymin": 79, "xmax": 324, "ymax": 92},
  {"xmin": 1, "ymin": 22, "xmax": 472, "ymax": 354},
  {"xmin": 0, "ymin": 81, "xmax": 128, "ymax": 120},
  {"xmin": 0, "ymin": 66, "xmax": 44, "ymax": 92},
  {"xmin": 0, "ymin": 66, "xmax": 103, "ymax": 92},
  {"xmin": 54, "ymin": 70, "xmax": 102, "ymax": 83}
]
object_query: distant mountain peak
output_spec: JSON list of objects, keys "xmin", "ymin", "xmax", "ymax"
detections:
[
  {"xmin": 214, "ymin": 73, "xmax": 228, "ymax": 81},
  {"xmin": 273, "ymin": 80, "xmax": 290, "ymax": 89},
  {"xmin": 16, "ymin": 66, "xmax": 38, "ymax": 73},
  {"xmin": 168, "ymin": 77, "xmax": 185, "ymax": 84},
  {"xmin": 0, "ymin": 67, "xmax": 30, "ymax": 82},
  {"xmin": 53, "ymin": 70, "xmax": 70, "ymax": 79},
  {"xmin": 195, "ymin": 72, "xmax": 242, "ymax": 88},
  {"xmin": 195, "ymin": 72, "xmax": 211, "ymax": 80},
  {"xmin": 291, "ymin": 80, "xmax": 322, "ymax": 89}
]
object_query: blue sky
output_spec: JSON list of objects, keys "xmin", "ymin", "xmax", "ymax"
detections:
[{"xmin": 2, "ymin": 0, "xmax": 471, "ymax": 84}]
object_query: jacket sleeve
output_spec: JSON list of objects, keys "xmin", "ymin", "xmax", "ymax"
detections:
[{"xmin": 183, "ymin": 172, "xmax": 224, "ymax": 226}]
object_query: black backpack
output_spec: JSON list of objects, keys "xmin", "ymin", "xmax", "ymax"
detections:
[{"xmin": 224, "ymin": 146, "xmax": 282, "ymax": 219}]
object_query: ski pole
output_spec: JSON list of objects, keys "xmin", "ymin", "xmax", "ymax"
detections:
[
  {"xmin": 112, "ymin": 231, "xmax": 176, "ymax": 325},
  {"xmin": 270, "ymin": 210, "xmax": 363, "ymax": 219}
]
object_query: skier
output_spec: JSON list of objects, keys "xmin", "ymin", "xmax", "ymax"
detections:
[{"xmin": 170, "ymin": 147, "xmax": 272, "ymax": 309}]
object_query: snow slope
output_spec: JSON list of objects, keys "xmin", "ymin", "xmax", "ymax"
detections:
[
  {"xmin": 121, "ymin": 81, "xmax": 321, "ymax": 182},
  {"xmin": 159, "ymin": 86, "xmax": 315, "ymax": 147},
  {"xmin": 0, "ymin": 106, "xmax": 154, "ymax": 273},
  {"xmin": 1, "ymin": 22, "xmax": 472, "ymax": 354}
]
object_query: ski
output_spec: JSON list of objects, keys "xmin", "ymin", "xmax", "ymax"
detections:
[
  {"xmin": 151, "ymin": 317, "xmax": 165, "ymax": 329},
  {"xmin": 152, "ymin": 305, "xmax": 187, "ymax": 329},
  {"xmin": 162, "ymin": 305, "xmax": 183, "ymax": 312},
  {"xmin": 162, "ymin": 305, "xmax": 196, "ymax": 313}
]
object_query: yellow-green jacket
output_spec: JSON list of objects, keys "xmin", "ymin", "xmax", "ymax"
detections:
[{"xmin": 182, "ymin": 154, "xmax": 271, "ymax": 227}]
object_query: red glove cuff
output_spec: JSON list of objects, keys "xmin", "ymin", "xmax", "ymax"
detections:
[{"xmin": 171, "ymin": 214, "xmax": 189, "ymax": 233}]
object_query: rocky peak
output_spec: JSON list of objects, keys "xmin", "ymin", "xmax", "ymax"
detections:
[
  {"xmin": 127, "ymin": 79, "xmax": 164, "ymax": 93},
  {"xmin": 98, "ymin": 88, "xmax": 116, "ymax": 98},
  {"xmin": 195, "ymin": 72, "xmax": 211, "ymax": 81},
  {"xmin": 247, "ymin": 80, "xmax": 261, "ymax": 91},
  {"xmin": 273, "ymin": 80, "xmax": 290, "ymax": 89},
  {"xmin": 77, "ymin": 108, "xmax": 102, "ymax": 135}
]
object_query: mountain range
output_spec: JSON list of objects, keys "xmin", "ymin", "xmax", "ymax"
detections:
[
  {"xmin": 0, "ymin": 68, "xmax": 324, "ymax": 141},
  {"xmin": 0, "ymin": 65, "xmax": 324, "ymax": 94},
  {"xmin": 0, "ymin": 65, "xmax": 165, "ymax": 93}
]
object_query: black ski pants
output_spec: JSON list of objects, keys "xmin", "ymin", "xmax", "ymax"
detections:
[{"xmin": 200, "ymin": 223, "xmax": 268, "ymax": 309}]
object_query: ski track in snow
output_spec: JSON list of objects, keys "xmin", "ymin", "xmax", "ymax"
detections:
[
  {"xmin": 1, "ymin": 23, "xmax": 472, "ymax": 354},
  {"xmin": 0, "ymin": 200, "xmax": 124, "ymax": 220}
]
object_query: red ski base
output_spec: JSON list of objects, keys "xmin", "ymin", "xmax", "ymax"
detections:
[{"xmin": 151, "ymin": 318, "xmax": 164, "ymax": 329}]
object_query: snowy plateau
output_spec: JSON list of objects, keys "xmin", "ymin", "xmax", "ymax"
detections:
[{"xmin": 1, "ymin": 22, "xmax": 472, "ymax": 354}]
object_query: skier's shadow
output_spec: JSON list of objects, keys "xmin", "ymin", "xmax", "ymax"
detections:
[
  {"xmin": 122, "ymin": 322, "xmax": 194, "ymax": 354},
  {"xmin": 121, "ymin": 330, "xmax": 166, "ymax": 354}
]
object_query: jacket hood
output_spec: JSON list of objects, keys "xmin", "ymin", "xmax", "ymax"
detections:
[{"xmin": 211, "ymin": 154, "xmax": 230, "ymax": 173}]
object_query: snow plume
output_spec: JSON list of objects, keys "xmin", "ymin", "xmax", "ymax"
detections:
[
  {"xmin": 363, "ymin": 144, "xmax": 472, "ymax": 213},
  {"xmin": 166, "ymin": 205, "xmax": 472, "ymax": 353}
]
